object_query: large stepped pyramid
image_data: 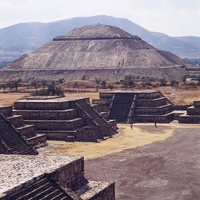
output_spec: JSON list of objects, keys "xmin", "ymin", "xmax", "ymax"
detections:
[
  {"xmin": 0, "ymin": 155, "xmax": 115, "ymax": 199},
  {"xmin": 92, "ymin": 90, "xmax": 174, "ymax": 123},
  {"xmin": 0, "ymin": 24, "xmax": 187, "ymax": 81},
  {"xmin": 13, "ymin": 96, "xmax": 117, "ymax": 142}
]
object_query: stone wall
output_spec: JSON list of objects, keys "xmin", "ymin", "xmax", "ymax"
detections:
[
  {"xmin": 93, "ymin": 91, "xmax": 174, "ymax": 123},
  {"xmin": 0, "ymin": 65, "xmax": 186, "ymax": 82}
]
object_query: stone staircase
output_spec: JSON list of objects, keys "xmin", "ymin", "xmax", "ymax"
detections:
[
  {"xmin": 8, "ymin": 175, "xmax": 73, "ymax": 200},
  {"xmin": 0, "ymin": 114, "xmax": 37, "ymax": 155},
  {"xmin": 1, "ymin": 155, "xmax": 115, "ymax": 200},
  {"xmin": 75, "ymin": 99, "xmax": 117, "ymax": 138},
  {"xmin": 13, "ymin": 97, "xmax": 117, "ymax": 142},
  {"xmin": 108, "ymin": 93, "xmax": 134, "ymax": 123},
  {"xmin": 0, "ymin": 106, "xmax": 47, "ymax": 148},
  {"xmin": 92, "ymin": 91, "xmax": 174, "ymax": 124}
]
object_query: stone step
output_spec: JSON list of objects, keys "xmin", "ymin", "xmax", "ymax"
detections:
[
  {"xmin": 17, "ymin": 124, "xmax": 35, "ymax": 138},
  {"xmin": 24, "ymin": 118, "xmax": 85, "ymax": 131},
  {"xmin": 14, "ymin": 100, "xmax": 70, "ymax": 110},
  {"xmin": 135, "ymin": 104, "xmax": 173, "ymax": 115},
  {"xmin": 27, "ymin": 134, "xmax": 47, "ymax": 146},
  {"xmin": 36, "ymin": 130, "xmax": 76, "ymax": 141},
  {"xmin": 11, "ymin": 176, "xmax": 71, "ymax": 200},
  {"xmin": 7, "ymin": 115, "xmax": 25, "ymax": 128},
  {"xmin": 136, "ymin": 113, "xmax": 174, "ymax": 123},
  {"xmin": 13, "ymin": 109, "xmax": 77, "ymax": 120}
]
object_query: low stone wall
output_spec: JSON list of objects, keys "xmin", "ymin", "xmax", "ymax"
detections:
[
  {"xmin": 51, "ymin": 157, "xmax": 85, "ymax": 190},
  {"xmin": 136, "ymin": 113, "xmax": 174, "ymax": 123},
  {"xmin": 178, "ymin": 115, "xmax": 200, "ymax": 123},
  {"xmin": 76, "ymin": 126, "xmax": 99, "ymax": 142},
  {"xmin": 99, "ymin": 93, "xmax": 113, "ymax": 100},
  {"xmin": 13, "ymin": 109, "xmax": 77, "ymax": 120},
  {"xmin": 25, "ymin": 118, "xmax": 84, "ymax": 130},
  {"xmin": 136, "ymin": 91, "xmax": 161, "ymax": 99},
  {"xmin": 14, "ymin": 101, "xmax": 70, "ymax": 110},
  {"xmin": 187, "ymin": 106, "xmax": 200, "ymax": 115},
  {"xmin": 135, "ymin": 104, "xmax": 173, "ymax": 115},
  {"xmin": 137, "ymin": 97, "xmax": 167, "ymax": 107},
  {"xmin": 193, "ymin": 100, "xmax": 200, "ymax": 107}
]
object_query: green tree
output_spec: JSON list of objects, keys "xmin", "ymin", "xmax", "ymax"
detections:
[
  {"xmin": 197, "ymin": 75, "xmax": 200, "ymax": 85},
  {"xmin": 159, "ymin": 78, "xmax": 167, "ymax": 86},
  {"xmin": 41, "ymin": 79, "xmax": 48, "ymax": 88},
  {"xmin": 101, "ymin": 80, "xmax": 107, "ymax": 89},
  {"xmin": 31, "ymin": 80, "xmax": 39, "ymax": 90},
  {"xmin": 108, "ymin": 84, "xmax": 114, "ymax": 90},
  {"xmin": 170, "ymin": 80, "xmax": 176, "ymax": 87},
  {"xmin": 0, "ymin": 84, "xmax": 7, "ymax": 93},
  {"xmin": 182, "ymin": 75, "xmax": 187, "ymax": 85}
]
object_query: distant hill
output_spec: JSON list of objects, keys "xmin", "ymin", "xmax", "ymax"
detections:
[{"xmin": 0, "ymin": 15, "xmax": 200, "ymax": 66}]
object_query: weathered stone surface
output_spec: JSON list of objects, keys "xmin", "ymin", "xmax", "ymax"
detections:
[
  {"xmin": 0, "ymin": 24, "xmax": 187, "ymax": 81},
  {"xmin": 0, "ymin": 155, "xmax": 115, "ymax": 199},
  {"xmin": 93, "ymin": 90, "xmax": 174, "ymax": 123}
]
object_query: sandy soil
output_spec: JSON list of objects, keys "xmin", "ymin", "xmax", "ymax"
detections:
[
  {"xmin": 84, "ymin": 124, "xmax": 200, "ymax": 200},
  {"xmin": 38, "ymin": 122, "xmax": 200, "ymax": 199},
  {"xmin": 0, "ymin": 93, "xmax": 30, "ymax": 106},
  {"xmin": 39, "ymin": 123, "xmax": 175, "ymax": 159}
]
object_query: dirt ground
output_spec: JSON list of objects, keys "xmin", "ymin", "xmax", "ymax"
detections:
[
  {"xmin": 38, "ymin": 122, "xmax": 200, "ymax": 200},
  {"xmin": 1, "ymin": 85, "xmax": 200, "ymax": 106},
  {"xmin": 84, "ymin": 124, "xmax": 200, "ymax": 200},
  {"xmin": 2, "ymin": 88, "xmax": 200, "ymax": 199}
]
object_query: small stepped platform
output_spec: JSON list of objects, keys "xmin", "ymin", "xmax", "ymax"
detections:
[
  {"xmin": 13, "ymin": 96, "xmax": 117, "ymax": 142},
  {"xmin": 93, "ymin": 90, "xmax": 174, "ymax": 123},
  {"xmin": 178, "ymin": 99, "xmax": 200, "ymax": 123}
]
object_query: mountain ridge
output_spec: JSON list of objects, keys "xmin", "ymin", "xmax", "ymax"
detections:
[
  {"xmin": 0, "ymin": 15, "xmax": 200, "ymax": 67},
  {"xmin": 0, "ymin": 24, "xmax": 187, "ymax": 81}
]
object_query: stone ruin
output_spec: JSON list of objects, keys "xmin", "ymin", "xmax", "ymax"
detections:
[
  {"xmin": 0, "ymin": 98, "xmax": 115, "ymax": 199},
  {"xmin": 0, "ymin": 106, "xmax": 47, "ymax": 154},
  {"xmin": 92, "ymin": 90, "xmax": 174, "ymax": 123},
  {"xmin": 13, "ymin": 96, "xmax": 117, "ymax": 142},
  {"xmin": 0, "ymin": 155, "xmax": 115, "ymax": 199},
  {"xmin": 178, "ymin": 99, "xmax": 200, "ymax": 123}
]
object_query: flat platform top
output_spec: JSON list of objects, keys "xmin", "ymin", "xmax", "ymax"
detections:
[
  {"xmin": 0, "ymin": 155, "xmax": 81, "ymax": 195},
  {"xmin": 17, "ymin": 96, "xmax": 88, "ymax": 103},
  {"xmin": 101, "ymin": 90, "xmax": 159, "ymax": 94}
]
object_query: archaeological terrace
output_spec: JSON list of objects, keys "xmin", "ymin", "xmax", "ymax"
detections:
[
  {"xmin": 93, "ymin": 90, "xmax": 174, "ymax": 124},
  {"xmin": 13, "ymin": 96, "xmax": 117, "ymax": 142}
]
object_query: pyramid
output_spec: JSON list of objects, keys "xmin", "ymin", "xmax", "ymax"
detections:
[{"xmin": 0, "ymin": 24, "xmax": 187, "ymax": 81}]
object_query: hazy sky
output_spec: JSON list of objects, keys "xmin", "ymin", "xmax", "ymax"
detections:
[{"xmin": 1, "ymin": 0, "xmax": 200, "ymax": 36}]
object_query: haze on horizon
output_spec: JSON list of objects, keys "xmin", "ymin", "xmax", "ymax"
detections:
[{"xmin": 1, "ymin": 0, "xmax": 200, "ymax": 37}]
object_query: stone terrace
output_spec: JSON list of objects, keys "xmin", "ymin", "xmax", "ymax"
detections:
[
  {"xmin": 178, "ymin": 99, "xmax": 200, "ymax": 123},
  {"xmin": 0, "ymin": 155, "xmax": 115, "ymax": 200},
  {"xmin": 0, "ymin": 106, "xmax": 47, "ymax": 148},
  {"xmin": 13, "ymin": 96, "xmax": 117, "ymax": 142},
  {"xmin": 93, "ymin": 90, "xmax": 174, "ymax": 123}
]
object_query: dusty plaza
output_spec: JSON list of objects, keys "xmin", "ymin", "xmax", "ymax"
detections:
[
  {"xmin": 1, "ymin": 89, "xmax": 200, "ymax": 199},
  {"xmin": 38, "ymin": 122, "xmax": 200, "ymax": 200}
]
